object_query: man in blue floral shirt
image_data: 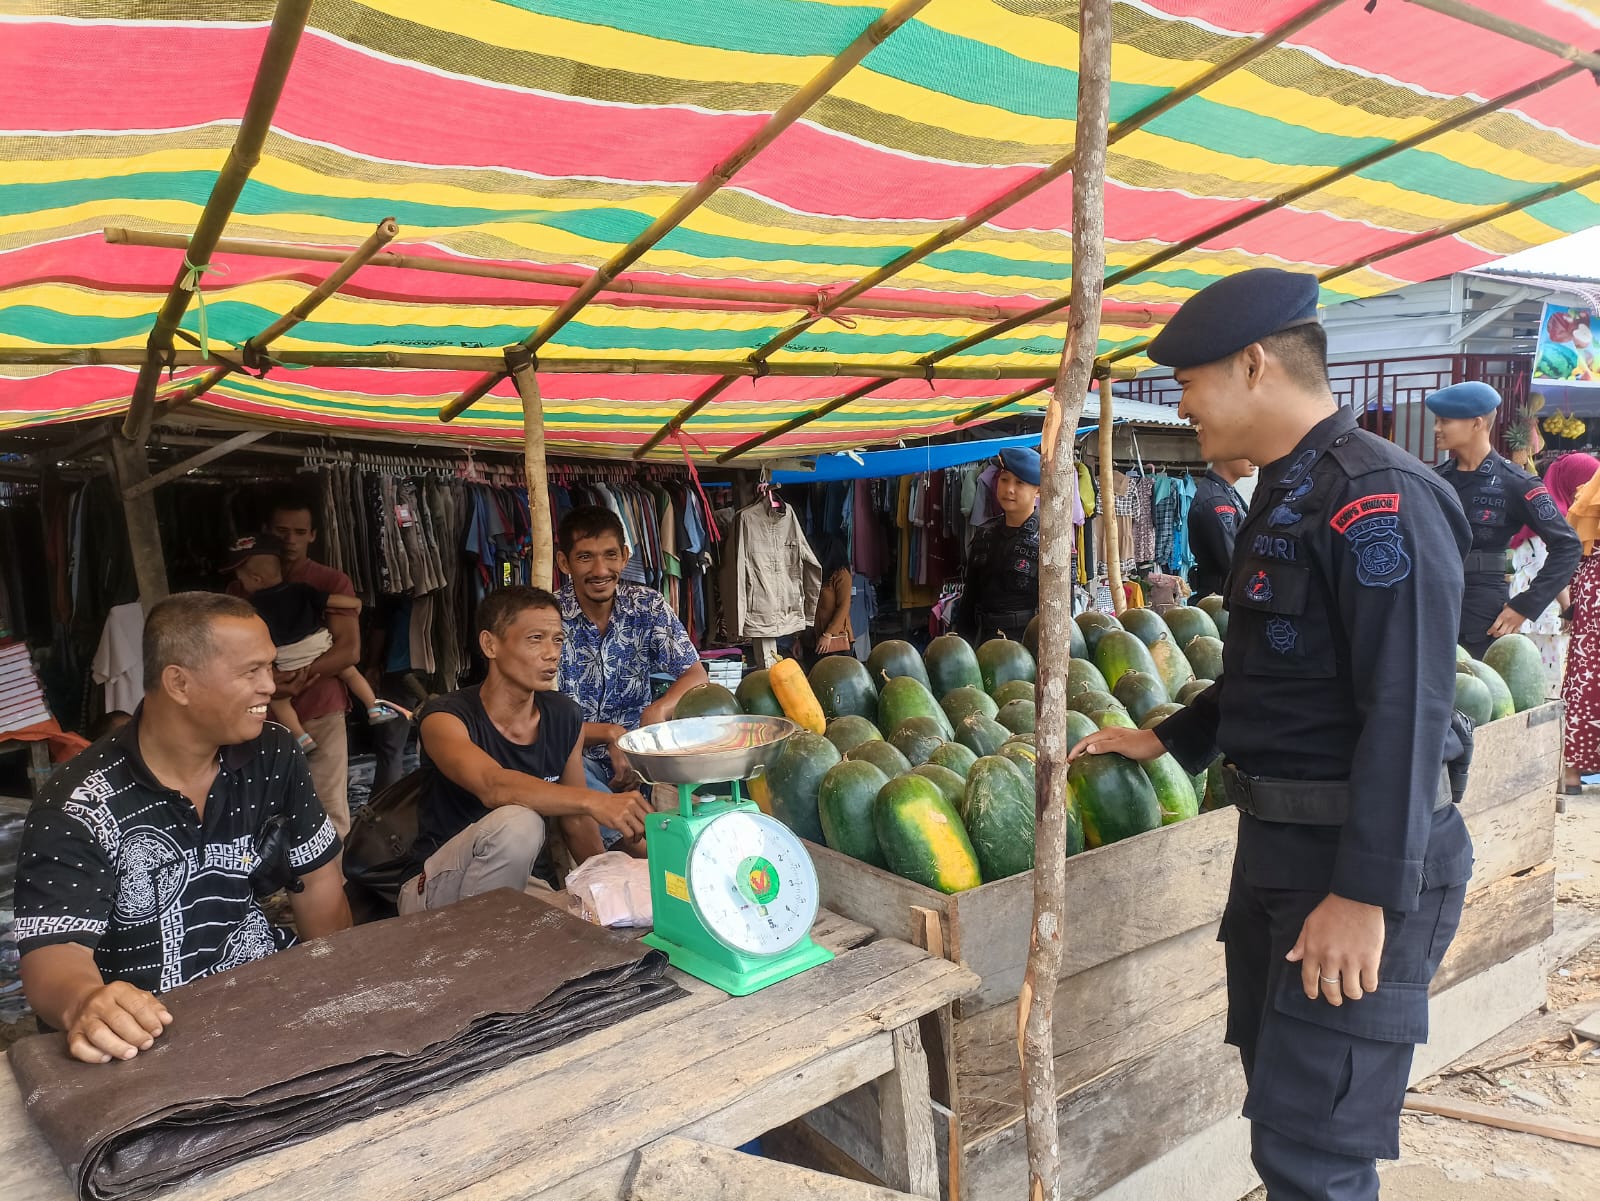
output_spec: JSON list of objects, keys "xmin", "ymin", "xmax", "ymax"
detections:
[{"xmin": 558, "ymin": 506, "xmax": 706, "ymax": 855}]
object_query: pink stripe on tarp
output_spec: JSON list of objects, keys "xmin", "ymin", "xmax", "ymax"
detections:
[{"xmin": 0, "ymin": 366, "xmax": 135, "ymax": 413}]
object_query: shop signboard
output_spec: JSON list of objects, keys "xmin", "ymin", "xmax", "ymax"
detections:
[{"xmin": 1534, "ymin": 302, "xmax": 1598, "ymax": 386}]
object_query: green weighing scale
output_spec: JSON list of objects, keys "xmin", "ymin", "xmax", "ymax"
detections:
[{"xmin": 617, "ymin": 714, "xmax": 834, "ymax": 996}]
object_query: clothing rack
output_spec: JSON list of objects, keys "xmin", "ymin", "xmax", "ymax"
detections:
[{"xmin": 547, "ymin": 461, "xmax": 692, "ymax": 485}]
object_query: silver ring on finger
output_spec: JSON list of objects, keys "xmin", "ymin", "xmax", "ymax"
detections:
[{"xmin": 1319, "ymin": 974, "xmax": 1341, "ymax": 985}]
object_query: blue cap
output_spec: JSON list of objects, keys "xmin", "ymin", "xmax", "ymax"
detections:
[
  {"xmin": 998, "ymin": 446, "xmax": 1041, "ymax": 486},
  {"xmin": 1424, "ymin": 381, "xmax": 1501, "ymax": 419},
  {"xmin": 1147, "ymin": 268, "xmax": 1321, "ymax": 369}
]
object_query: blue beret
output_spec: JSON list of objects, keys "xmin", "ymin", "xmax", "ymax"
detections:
[
  {"xmin": 1146, "ymin": 268, "xmax": 1321, "ymax": 369},
  {"xmin": 1424, "ymin": 381, "xmax": 1501, "ymax": 419},
  {"xmin": 998, "ymin": 446, "xmax": 1041, "ymax": 486}
]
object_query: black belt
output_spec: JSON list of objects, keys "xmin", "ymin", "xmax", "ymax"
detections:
[
  {"xmin": 1463, "ymin": 549, "xmax": 1509, "ymax": 574},
  {"xmin": 1220, "ymin": 765, "xmax": 1453, "ymax": 825}
]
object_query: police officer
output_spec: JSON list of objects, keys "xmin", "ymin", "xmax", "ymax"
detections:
[
  {"xmin": 1426, "ymin": 381, "xmax": 1580, "ymax": 658},
  {"xmin": 1190, "ymin": 457, "xmax": 1257, "ymax": 599},
  {"xmin": 1071, "ymin": 269, "xmax": 1473, "ymax": 1201},
  {"xmin": 955, "ymin": 446, "xmax": 1040, "ymax": 645}
]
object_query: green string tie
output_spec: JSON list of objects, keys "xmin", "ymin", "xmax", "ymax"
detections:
[{"xmin": 179, "ymin": 256, "xmax": 228, "ymax": 360}]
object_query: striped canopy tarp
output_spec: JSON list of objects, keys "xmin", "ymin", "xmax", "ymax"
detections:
[{"xmin": 3, "ymin": 0, "xmax": 1599, "ymax": 460}]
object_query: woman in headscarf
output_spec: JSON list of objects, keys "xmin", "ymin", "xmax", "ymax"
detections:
[{"xmin": 1543, "ymin": 453, "xmax": 1600, "ymax": 792}]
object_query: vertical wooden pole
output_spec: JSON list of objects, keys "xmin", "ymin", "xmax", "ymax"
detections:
[
  {"xmin": 1021, "ymin": 2, "xmax": 1112, "ymax": 1200},
  {"xmin": 1099, "ymin": 383, "xmax": 1125, "ymax": 613},
  {"xmin": 507, "ymin": 350, "xmax": 554, "ymax": 588},
  {"xmin": 107, "ymin": 435, "xmax": 171, "ymax": 610}
]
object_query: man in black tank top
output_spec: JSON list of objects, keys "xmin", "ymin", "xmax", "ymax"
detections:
[{"xmin": 398, "ymin": 588, "xmax": 652, "ymax": 914}]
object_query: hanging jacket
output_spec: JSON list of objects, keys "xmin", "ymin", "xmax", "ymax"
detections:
[{"xmin": 725, "ymin": 500, "xmax": 822, "ymax": 639}]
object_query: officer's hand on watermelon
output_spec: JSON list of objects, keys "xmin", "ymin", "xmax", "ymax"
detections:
[
  {"xmin": 1066, "ymin": 726, "xmax": 1165, "ymax": 762},
  {"xmin": 1486, "ymin": 605, "xmax": 1524, "ymax": 638}
]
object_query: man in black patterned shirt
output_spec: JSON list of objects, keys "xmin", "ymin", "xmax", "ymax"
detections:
[{"xmin": 15, "ymin": 593, "xmax": 350, "ymax": 1065}]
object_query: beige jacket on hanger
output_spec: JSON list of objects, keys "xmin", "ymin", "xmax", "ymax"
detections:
[{"xmin": 724, "ymin": 500, "xmax": 822, "ymax": 639}]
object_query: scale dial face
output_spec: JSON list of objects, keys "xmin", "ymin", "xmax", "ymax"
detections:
[{"xmin": 686, "ymin": 810, "xmax": 820, "ymax": 956}]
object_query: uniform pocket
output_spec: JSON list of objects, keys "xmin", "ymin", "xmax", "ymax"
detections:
[{"xmin": 1227, "ymin": 558, "xmax": 1336, "ymax": 679}]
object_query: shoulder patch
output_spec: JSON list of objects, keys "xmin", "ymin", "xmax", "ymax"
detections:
[
  {"xmin": 1525, "ymin": 484, "xmax": 1560, "ymax": 523},
  {"xmin": 1329, "ymin": 493, "xmax": 1400, "ymax": 534},
  {"xmin": 1331, "ymin": 493, "xmax": 1411, "ymax": 588}
]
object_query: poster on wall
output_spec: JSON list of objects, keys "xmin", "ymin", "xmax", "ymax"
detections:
[{"xmin": 1534, "ymin": 303, "xmax": 1597, "ymax": 385}]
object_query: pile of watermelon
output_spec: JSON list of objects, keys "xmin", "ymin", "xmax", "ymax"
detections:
[{"xmin": 671, "ymin": 602, "xmax": 1550, "ymax": 897}]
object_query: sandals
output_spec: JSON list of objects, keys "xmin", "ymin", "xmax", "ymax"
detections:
[{"xmin": 368, "ymin": 701, "xmax": 413, "ymax": 724}]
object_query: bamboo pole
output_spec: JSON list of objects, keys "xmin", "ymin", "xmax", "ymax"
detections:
[
  {"xmin": 1401, "ymin": 0, "xmax": 1600, "ymax": 74},
  {"xmin": 1023, "ymin": 3, "xmax": 1112, "ymax": 1197},
  {"xmin": 1098, "ymin": 382, "xmax": 1125, "ymax": 615},
  {"xmin": 439, "ymin": 0, "xmax": 935, "ymax": 422},
  {"xmin": 120, "ymin": 0, "xmax": 314, "ymax": 445},
  {"xmin": 950, "ymin": 380, "xmax": 1053, "ymax": 427},
  {"xmin": 158, "ymin": 218, "xmax": 398, "ymax": 413},
  {"xmin": 103, "ymin": 228, "xmax": 1172, "ymax": 329},
  {"xmin": 507, "ymin": 349, "xmax": 554, "ymax": 586}
]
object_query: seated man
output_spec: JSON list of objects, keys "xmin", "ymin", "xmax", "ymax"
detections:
[
  {"xmin": 15, "ymin": 593, "xmax": 351, "ymax": 1065},
  {"xmin": 400, "ymin": 586, "xmax": 653, "ymax": 914},
  {"xmin": 556, "ymin": 506, "xmax": 707, "ymax": 857}
]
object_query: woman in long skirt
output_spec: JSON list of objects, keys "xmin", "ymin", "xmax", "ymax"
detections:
[{"xmin": 1546, "ymin": 454, "xmax": 1600, "ymax": 791}]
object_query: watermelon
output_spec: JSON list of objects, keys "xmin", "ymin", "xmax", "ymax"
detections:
[
  {"xmin": 978, "ymin": 638, "xmax": 1037, "ymax": 695},
  {"xmin": 1118, "ymin": 607, "xmax": 1171, "ymax": 648},
  {"xmin": 892, "ymin": 716, "xmax": 950, "ymax": 767},
  {"xmin": 867, "ymin": 639, "xmax": 931, "ymax": 692},
  {"xmin": 997, "ymin": 739, "xmax": 1037, "ymax": 781},
  {"xmin": 1202, "ymin": 757, "xmax": 1229, "ymax": 812},
  {"xmin": 1142, "ymin": 753, "xmax": 1199, "ymax": 826},
  {"xmin": 1454, "ymin": 672, "xmax": 1493, "ymax": 726},
  {"xmin": 1112, "ymin": 671, "xmax": 1170, "ymax": 724},
  {"xmin": 1091, "ymin": 708, "xmax": 1137, "ymax": 730},
  {"xmin": 809, "ymin": 655, "xmax": 879, "ymax": 724},
  {"xmin": 1064, "ymin": 710, "xmax": 1100, "ymax": 745},
  {"xmin": 1164, "ymin": 605, "xmax": 1219, "ymax": 647},
  {"xmin": 992, "ymin": 679, "xmax": 1036, "ymax": 708},
  {"xmin": 879, "ymin": 675, "xmax": 954, "ymax": 739},
  {"xmin": 1075, "ymin": 610, "xmax": 1122, "ymax": 657},
  {"xmin": 1484, "ymin": 633, "xmax": 1549, "ymax": 712},
  {"xmin": 1067, "ymin": 658, "xmax": 1111, "ymax": 699},
  {"xmin": 817, "ymin": 760, "xmax": 890, "ymax": 866},
  {"xmin": 847, "ymin": 739, "xmax": 913, "ymax": 778},
  {"xmin": 824, "ymin": 714, "xmax": 882, "ymax": 757},
  {"xmin": 1464, "ymin": 659, "xmax": 1515, "ymax": 722},
  {"xmin": 735, "ymin": 669, "xmax": 785, "ymax": 717},
  {"xmin": 997, "ymin": 699, "xmax": 1037, "ymax": 735},
  {"xmin": 1070, "ymin": 689, "xmax": 1123, "ymax": 717},
  {"xmin": 675, "ymin": 682, "xmax": 741, "ymax": 719},
  {"xmin": 1177, "ymin": 679, "xmax": 1214, "ymax": 705},
  {"xmin": 963, "ymin": 756, "xmax": 1036, "ymax": 881},
  {"xmin": 1184, "ymin": 636, "xmax": 1224, "ymax": 681},
  {"xmin": 1454, "ymin": 645, "xmax": 1473, "ymax": 671},
  {"xmin": 1139, "ymin": 702, "xmax": 1184, "ymax": 729},
  {"xmin": 1068, "ymin": 753, "xmax": 1163, "ymax": 847},
  {"xmin": 873, "ymin": 775, "xmax": 983, "ymax": 893},
  {"xmin": 927, "ymin": 740, "xmax": 979, "ymax": 777},
  {"xmin": 924, "ymin": 634, "xmax": 983, "ymax": 698},
  {"xmin": 912, "ymin": 763, "xmax": 969, "ymax": 809},
  {"xmin": 942, "ymin": 685, "xmax": 999, "ymax": 728},
  {"xmin": 1147, "ymin": 637, "xmax": 1195, "ymax": 700},
  {"xmin": 1025, "ymin": 614, "xmax": 1086, "ymax": 660},
  {"xmin": 764, "ymin": 731, "xmax": 841, "ymax": 844},
  {"xmin": 1094, "ymin": 629, "xmax": 1162, "ymax": 693},
  {"xmin": 957, "ymin": 712, "xmax": 1011, "ymax": 759},
  {"xmin": 1197, "ymin": 595, "xmax": 1228, "ymax": 638}
]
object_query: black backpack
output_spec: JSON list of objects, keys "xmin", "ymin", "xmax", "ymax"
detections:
[{"xmin": 342, "ymin": 768, "xmax": 427, "ymax": 906}]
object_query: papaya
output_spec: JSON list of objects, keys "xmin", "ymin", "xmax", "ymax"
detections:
[
  {"xmin": 764, "ymin": 731, "xmax": 841, "ymax": 843},
  {"xmin": 1024, "ymin": 614, "xmax": 1085, "ymax": 660},
  {"xmin": 924, "ymin": 634, "xmax": 983, "ymax": 698},
  {"xmin": 1094, "ymin": 629, "xmax": 1162, "ymax": 693},
  {"xmin": 927, "ymin": 740, "xmax": 979, "ymax": 778},
  {"xmin": 847, "ymin": 739, "xmax": 912, "ymax": 778},
  {"xmin": 808, "ymin": 655, "xmax": 879, "ymax": 725},
  {"xmin": 824, "ymin": 714, "xmax": 882, "ymax": 757},
  {"xmin": 891, "ymin": 716, "xmax": 949, "ymax": 767},
  {"xmin": 873, "ymin": 775, "xmax": 983, "ymax": 893},
  {"xmin": 992, "ymin": 679, "xmax": 1036, "ymax": 708},
  {"xmin": 912, "ymin": 763, "xmax": 969, "ymax": 809},
  {"xmin": 1112, "ymin": 671, "xmax": 1169, "ymax": 725},
  {"xmin": 1068, "ymin": 752, "xmax": 1162, "ymax": 848},
  {"xmin": 1454, "ymin": 672, "xmax": 1493, "ymax": 726},
  {"xmin": 963, "ymin": 756, "xmax": 1036, "ymax": 881},
  {"xmin": 957, "ymin": 712, "xmax": 1011, "ymax": 759},
  {"xmin": 674, "ymin": 682, "xmax": 741, "ymax": 720},
  {"xmin": 1163, "ymin": 605, "xmax": 1219, "ymax": 647},
  {"xmin": 978, "ymin": 638, "xmax": 1037, "ymax": 695},
  {"xmin": 1067, "ymin": 657, "xmax": 1111, "ymax": 699},
  {"xmin": 1484, "ymin": 633, "xmax": 1549, "ymax": 712},
  {"xmin": 997, "ymin": 698, "xmax": 1037, "ymax": 735},
  {"xmin": 735, "ymin": 669, "xmax": 785, "ymax": 718},
  {"xmin": 817, "ymin": 760, "xmax": 890, "ymax": 866},
  {"xmin": 1142, "ymin": 753, "xmax": 1199, "ymax": 826},
  {"xmin": 879, "ymin": 675, "xmax": 954, "ymax": 739},
  {"xmin": 1139, "ymin": 702, "xmax": 1184, "ymax": 730},
  {"xmin": 1197, "ymin": 595, "xmax": 1228, "ymax": 638},
  {"xmin": 1069, "ymin": 688, "xmax": 1123, "ymax": 717},
  {"xmin": 768, "ymin": 657, "xmax": 826, "ymax": 734},
  {"xmin": 941, "ymin": 685, "xmax": 999, "ymax": 729},
  {"xmin": 1464, "ymin": 659, "xmax": 1515, "ymax": 722},
  {"xmin": 1177, "ymin": 678, "xmax": 1214, "ymax": 705},
  {"xmin": 1147, "ymin": 637, "xmax": 1195, "ymax": 701},
  {"xmin": 747, "ymin": 769, "xmax": 774, "ymax": 814},
  {"xmin": 867, "ymin": 639, "xmax": 931, "ymax": 692},
  {"xmin": 997, "ymin": 739, "xmax": 1037, "ymax": 781},
  {"xmin": 1183, "ymin": 635, "xmax": 1224, "ymax": 682},
  {"xmin": 1118, "ymin": 607, "xmax": 1171, "ymax": 648},
  {"xmin": 1075, "ymin": 610, "xmax": 1122, "ymax": 657}
]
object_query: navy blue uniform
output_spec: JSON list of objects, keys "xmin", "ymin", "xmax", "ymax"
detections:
[
  {"xmin": 1434, "ymin": 451, "xmax": 1580, "ymax": 658},
  {"xmin": 1189, "ymin": 470, "xmax": 1248, "ymax": 599},
  {"xmin": 956, "ymin": 512, "xmax": 1039, "ymax": 644},
  {"xmin": 1157, "ymin": 408, "xmax": 1474, "ymax": 1198}
]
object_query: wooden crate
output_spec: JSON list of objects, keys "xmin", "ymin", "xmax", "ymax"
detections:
[{"xmin": 794, "ymin": 702, "xmax": 1561, "ymax": 1201}]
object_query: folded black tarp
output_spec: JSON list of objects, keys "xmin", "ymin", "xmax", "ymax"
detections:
[{"xmin": 10, "ymin": 890, "xmax": 681, "ymax": 1201}]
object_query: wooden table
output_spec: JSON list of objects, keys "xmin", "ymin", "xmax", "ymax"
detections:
[{"xmin": 1, "ymin": 913, "xmax": 977, "ymax": 1201}]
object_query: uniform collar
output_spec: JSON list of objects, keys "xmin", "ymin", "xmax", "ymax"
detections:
[
  {"xmin": 1260, "ymin": 407, "xmax": 1357, "ymax": 495},
  {"xmin": 113, "ymin": 704, "xmax": 251, "ymax": 792}
]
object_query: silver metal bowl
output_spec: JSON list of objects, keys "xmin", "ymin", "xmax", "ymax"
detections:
[{"xmin": 616, "ymin": 715, "xmax": 799, "ymax": 784}]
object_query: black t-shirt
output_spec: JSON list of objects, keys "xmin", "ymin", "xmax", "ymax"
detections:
[
  {"xmin": 413, "ymin": 686, "xmax": 584, "ymax": 868},
  {"xmin": 248, "ymin": 581, "xmax": 329, "ymax": 646},
  {"xmin": 14, "ymin": 711, "xmax": 341, "ymax": 994}
]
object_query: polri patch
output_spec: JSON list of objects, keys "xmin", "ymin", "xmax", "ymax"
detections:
[
  {"xmin": 1526, "ymin": 485, "xmax": 1559, "ymax": 523},
  {"xmin": 1331, "ymin": 493, "xmax": 1411, "ymax": 588},
  {"xmin": 1251, "ymin": 533, "xmax": 1298, "ymax": 561}
]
